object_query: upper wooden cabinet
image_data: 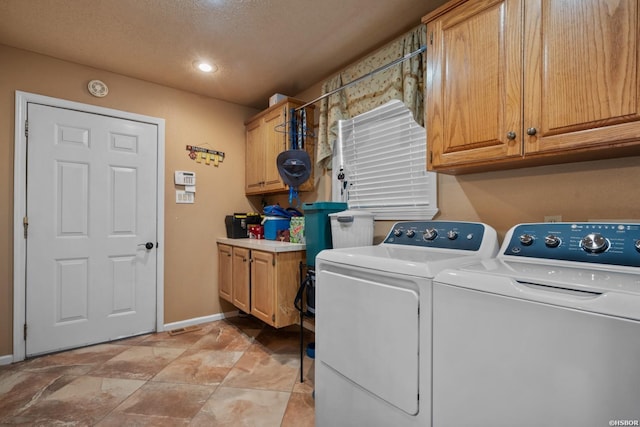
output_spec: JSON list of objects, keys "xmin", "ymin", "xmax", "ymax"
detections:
[
  {"xmin": 525, "ymin": 0, "xmax": 640, "ymax": 155},
  {"xmin": 425, "ymin": 0, "xmax": 523, "ymax": 169},
  {"xmin": 245, "ymin": 98, "xmax": 315, "ymax": 194},
  {"xmin": 424, "ymin": 0, "xmax": 640, "ymax": 174}
]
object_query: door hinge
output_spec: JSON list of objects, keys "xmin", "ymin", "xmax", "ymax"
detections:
[
  {"xmin": 23, "ymin": 216, "xmax": 28, "ymax": 238},
  {"xmin": 272, "ymin": 258, "xmax": 276, "ymax": 266},
  {"xmin": 272, "ymin": 314, "xmax": 275, "ymax": 322},
  {"xmin": 429, "ymin": 32, "xmax": 433, "ymax": 45},
  {"xmin": 23, "ymin": 323, "xmax": 27, "ymax": 340},
  {"xmin": 25, "ymin": 120, "xmax": 28, "ymax": 138},
  {"xmin": 429, "ymin": 151, "xmax": 433, "ymax": 164}
]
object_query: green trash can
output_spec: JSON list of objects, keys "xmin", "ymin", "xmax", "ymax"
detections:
[{"xmin": 302, "ymin": 202, "xmax": 347, "ymax": 267}]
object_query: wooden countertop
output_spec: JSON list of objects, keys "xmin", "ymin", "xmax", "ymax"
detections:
[{"xmin": 216, "ymin": 237, "xmax": 305, "ymax": 253}]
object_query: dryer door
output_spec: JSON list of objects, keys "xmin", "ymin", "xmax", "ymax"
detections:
[{"xmin": 317, "ymin": 267, "xmax": 420, "ymax": 415}]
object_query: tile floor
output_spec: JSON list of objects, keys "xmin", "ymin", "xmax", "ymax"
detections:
[{"xmin": 0, "ymin": 315, "xmax": 315, "ymax": 426}]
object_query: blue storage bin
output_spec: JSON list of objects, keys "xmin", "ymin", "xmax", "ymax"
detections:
[{"xmin": 264, "ymin": 217, "xmax": 291, "ymax": 240}]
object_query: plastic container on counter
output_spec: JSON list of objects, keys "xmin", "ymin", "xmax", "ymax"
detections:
[
  {"xmin": 329, "ymin": 209, "xmax": 375, "ymax": 248},
  {"xmin": 302, "ymin": 202, "xmax": 348, "ymax": 267},
  {"xmin": 263, "ymin": 217, "xmax": 291, "ymax": 240}
]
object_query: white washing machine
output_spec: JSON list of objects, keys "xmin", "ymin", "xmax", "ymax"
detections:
[
  {"xmin": 433, "ymin": 222, "xmax": 640, "ymax": 427},
  {"xmin": 314, "ymin": 221, "xmax": 499, "ymax": 427}
]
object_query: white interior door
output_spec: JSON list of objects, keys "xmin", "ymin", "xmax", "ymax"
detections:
[{"xmin": 25, "ymin": 103, "xmax": 158, "ymax": 356}]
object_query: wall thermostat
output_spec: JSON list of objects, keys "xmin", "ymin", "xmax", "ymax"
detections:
[{"xmin": 174, "ymin": 171, "xmax": 196, "ymax": 185}]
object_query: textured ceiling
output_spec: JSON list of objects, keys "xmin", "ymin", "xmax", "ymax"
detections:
[{"xmin": 0, "ymin": 0, "xmax": 447, "ymax": 109}]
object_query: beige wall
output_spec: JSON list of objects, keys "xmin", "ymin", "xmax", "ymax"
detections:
[
  {"xmin": 338, "ymin": 152, "xmax": 640, "ymax": 244},
  {"xmin": 0, "ymin": 45, "xmax": 258, "ymax": 356},
  {"xmin": 374, "ymin": 156, "xmax": 640, "ymax": 243},
  {"xmin": 3, "ymin": 43, "xmax": 640, "ymax": 359}
]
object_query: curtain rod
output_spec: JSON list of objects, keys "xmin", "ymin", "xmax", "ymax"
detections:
[{"xmin": 295, "ymin": 45, "xmax": 426, "ymax": 111}]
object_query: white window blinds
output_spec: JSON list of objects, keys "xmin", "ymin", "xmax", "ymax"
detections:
[{"xmin": 332, "ymin": 100, "xmax": 438, "ymax": 220}]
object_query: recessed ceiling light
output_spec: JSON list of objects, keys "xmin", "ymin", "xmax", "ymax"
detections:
[{"xmin": 194, "ymin": 61, "xmax": 217, "ymax": 73}]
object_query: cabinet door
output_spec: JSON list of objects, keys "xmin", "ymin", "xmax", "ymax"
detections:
[
  {"xmin": 232, "ymin": 247, "xmax": 251, "ymax": 313},
  {"xmin": 245, "ymin": 119, "xmax": 264, "ymax": 194},
  {"xmin": 272, "ymin": 251, "xmax": 305, "ymax": 328},
  {"xmin": 427, "ymin": 0, "xmax": 523, "ymax": 169},
  {"xmin": 245, "ymin": 99, "xmax": 315, "ymax": 195},
  {"xmin": 218, "ymin": 244, "xmax": 233, "ymax": 303},
  {"xmin": 524, "ymin": 0, "xmax": 640, "ymax": 154},
  {"xmin": 262, "ymin": 107, "xmax": 287, "ymax": 192},
  {"xmin": 250, "ymin": 250, "xmax": 275, "ymax": 325}
]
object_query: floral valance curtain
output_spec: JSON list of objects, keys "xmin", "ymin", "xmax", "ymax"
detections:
[{"xmin": 317, "ymin": 24, "xmax": 427, "ymax": 169}]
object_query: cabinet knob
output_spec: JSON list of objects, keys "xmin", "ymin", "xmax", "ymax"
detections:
[
  {"xmin": 527, "ymin": 127, "xmax": 537, "ymax": 136},
  {"xmin": 506, "ymin": 131, "xmax": 517, "ymax": 140}
]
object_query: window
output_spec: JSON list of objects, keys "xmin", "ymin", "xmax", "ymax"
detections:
[{"xmin": 332, "ymin": 100, "xmax": 438, "ymax": 220}]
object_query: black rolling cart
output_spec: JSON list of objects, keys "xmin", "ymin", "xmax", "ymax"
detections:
[
  {"xmin": 294, "ymin": 262, "xmax": 315, "ymax": 383},
  {"xmin": 293, "ymin": 202, "xmax": 347, "ymax": 384}
]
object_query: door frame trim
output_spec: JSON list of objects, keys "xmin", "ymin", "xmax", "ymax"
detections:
[{"xmin": 13, "ymin": 91, "xmax": 166, "ymax": 362}]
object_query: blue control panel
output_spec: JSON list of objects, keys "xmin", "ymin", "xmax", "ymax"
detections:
[
  {"xmin": 504, "ymin": 223, "xmax": 640, "ymax": 267},
  {"xmin": 383, "ymin": 221, "xmax": 487, "ymax": 251}
]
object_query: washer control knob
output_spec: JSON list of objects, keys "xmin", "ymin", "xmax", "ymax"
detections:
[
  {"xmin": 446, "ymin": 230, "xmax": 458, "ymax": 240},
  {"xmin": 519, "ymin": 234, "xmax": 534, "ymax": 246},
  {"xmin": 544, "ymin": 234, "xmax": 561, "ymax": 248},
  {"xmin": 635, "ymin": 240, "xmax": 640, "ymax": 253},
  {"xmin": 581, "ymin": 233, "xmax": 609, "ymax": 253},
  {"xmin": 393, "ymin": 229, "xmax": 403, "ymax": 237},
  {"xmin": 423, "ymin": 228, "xmax": 438, "ymax": 241},
  {"xmin": 406, "ymin": 229, "xmax": 415, "ymax": 238}
]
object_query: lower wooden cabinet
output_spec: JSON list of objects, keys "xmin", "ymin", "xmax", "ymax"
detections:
[
  {"xmin": 218, "ymin": 244, "xmax": 233, "ymax": 302},
  {"xmin": 250, "ymin": 250, "xmax": 275, "ymax": 324},
  {"xmin": 231, "ymin": 247, "xmax": 250, "ymax": 313},
  {"xmin": 217, "ymin": 243, "xmax": 304, "ymax": 328}
]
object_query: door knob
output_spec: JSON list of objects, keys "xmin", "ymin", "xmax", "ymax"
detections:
[{"xmin": 138, "ymin": 242, "xmax": 154, "ymax": 250}]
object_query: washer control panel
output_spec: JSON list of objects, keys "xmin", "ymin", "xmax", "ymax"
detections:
[
  {"xmin": 504, "ymin": 223, "xmax": 640, "ymax": 267},
  {"xmin": 384, "ymin": 221, "xmax": 487, "ymax": 251}
]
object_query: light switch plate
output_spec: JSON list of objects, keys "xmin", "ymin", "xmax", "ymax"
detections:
[{"xmin": 176, "ymin": 190, "xmax": 194, "ymax": 204}]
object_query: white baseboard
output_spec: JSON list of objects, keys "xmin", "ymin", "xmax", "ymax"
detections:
[
  {"xmin": 0, "ymin": 354, "xmax": 14, "ymax": 366},
  {"xmin": 0, "ymin": 312, "xmax": 241, "ymax": 366},
  {"xmin": 163, "ymin": 310, "xmax": 239, "ymax": 332}
]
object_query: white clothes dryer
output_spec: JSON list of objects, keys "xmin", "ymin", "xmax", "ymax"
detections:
[
  {"xmin": 433, "ymin": 222, "xmax": 640, "ymax": 427},
  {"xmin": 314, "ymin": 221, "xmax": 499, "ymax": 427}
]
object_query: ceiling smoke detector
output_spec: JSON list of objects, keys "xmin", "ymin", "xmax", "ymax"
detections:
[{"xmin": 87, "ymin": 79, "xmax": 108, "ymax": 97}]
